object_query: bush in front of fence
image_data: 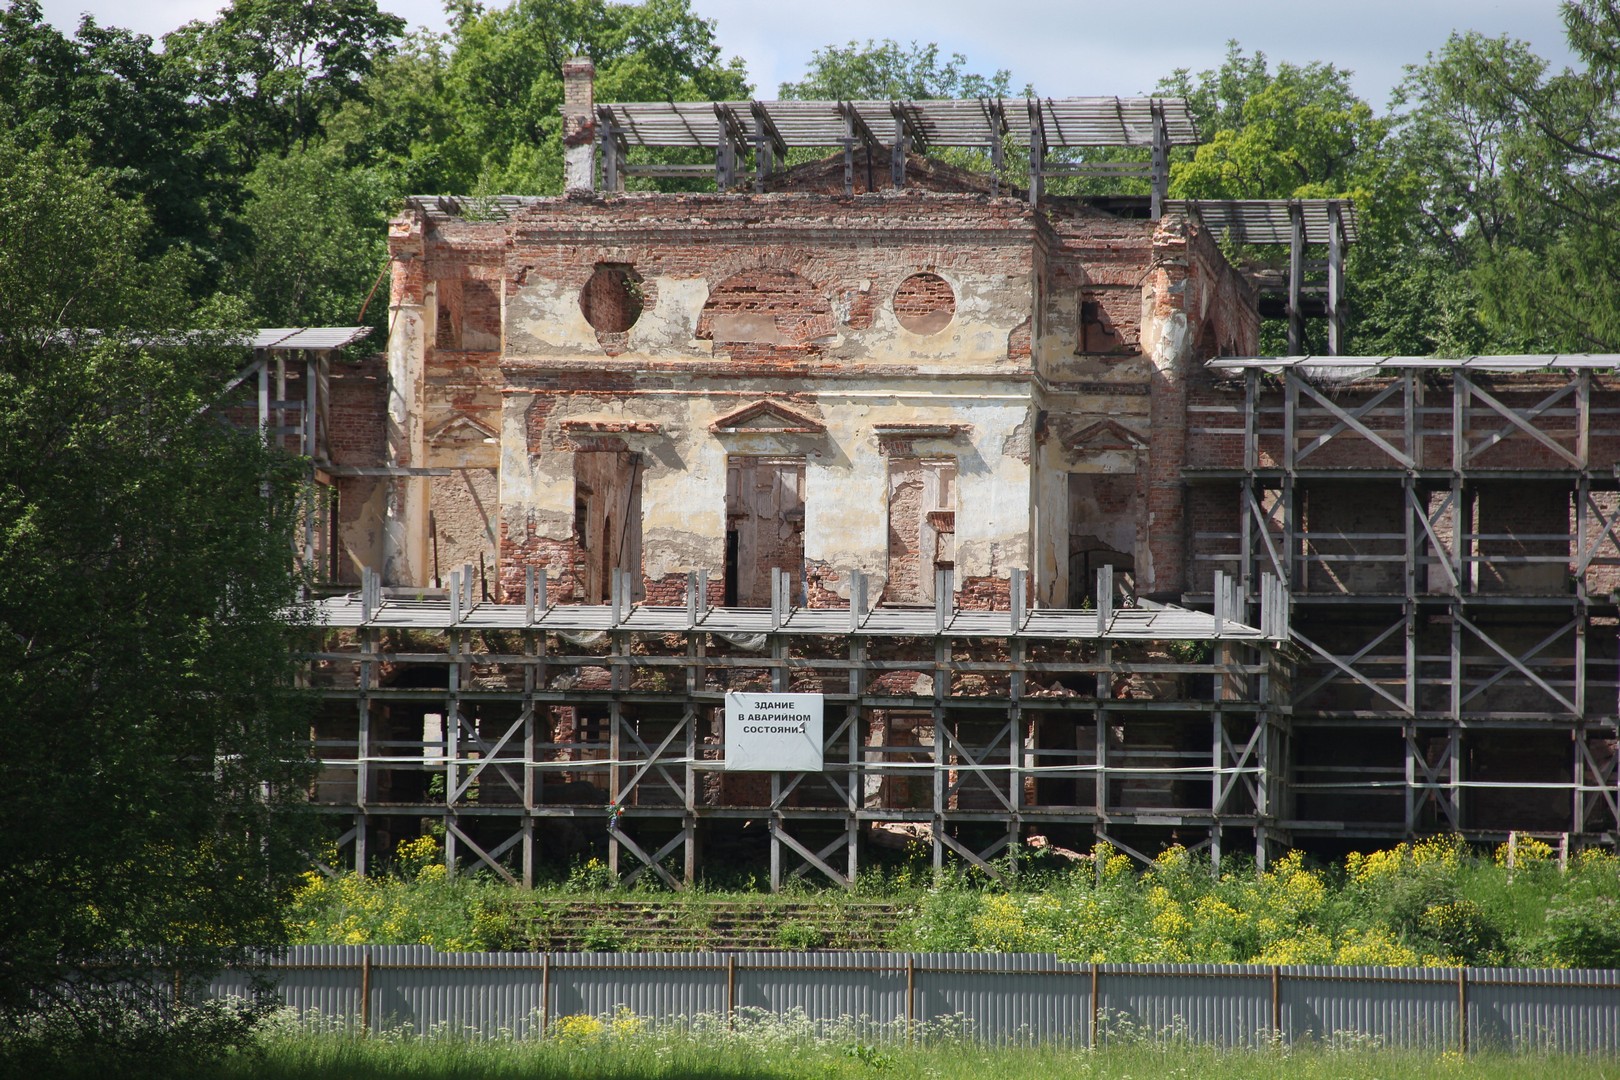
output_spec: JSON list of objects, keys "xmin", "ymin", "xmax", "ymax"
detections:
[
  {"xmin": 288, "ymin": 837, "xmax": 522, "ymax": 951},
  {"xmin": 287, "ymin": 834, "xmax": 1620, "ymax": 968}
]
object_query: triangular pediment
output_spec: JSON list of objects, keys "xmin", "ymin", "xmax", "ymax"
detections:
[
  {"xmin": 709, "ymin": 400, "xmax": 825, "ymax": 435},
  {"xmin": 427, "ymin": 412, "xmax": 500, "ymax": 444},
  {"xmin": 1068, "ymin": 419, "xmax": 1147, "ymax": 451}
]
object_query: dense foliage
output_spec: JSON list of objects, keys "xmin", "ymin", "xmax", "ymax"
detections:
[
  {"xmin": 293, "ymin": 835, "xmax": 1620, "ymax": 970},
  {"xmin": 0, "ymin": 133, "xmax": 314, "ymax": 1071},
  {"xmin": 894, "ymin": 838, "xmax": 1620, "ymax": 968}
]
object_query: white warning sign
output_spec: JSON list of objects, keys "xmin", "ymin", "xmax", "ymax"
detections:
[{"xmin": 724, "ymin": 692, "xmax": 824, "ymax": 772}]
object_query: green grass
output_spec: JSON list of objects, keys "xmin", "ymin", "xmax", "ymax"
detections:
[{"xmin": 215, "ymin": 1028, "xmax": 1618, "ymax": 1080}]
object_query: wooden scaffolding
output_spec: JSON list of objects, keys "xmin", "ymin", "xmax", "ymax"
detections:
[
  {"xmin": 301, "ymin": 567, "xmax": 1291, "ymax": 886},
  {"xmin": 1191, "ymin": 356, "xmax": 1620, "ymax": 852}
]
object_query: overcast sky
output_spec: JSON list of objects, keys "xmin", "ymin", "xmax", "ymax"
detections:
[{"xmin": 37, "ymin": 0, "xmax": 1580, "ymax": 109}]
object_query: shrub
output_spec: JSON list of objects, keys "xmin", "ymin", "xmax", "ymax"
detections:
[
  {"xmin": 1542, "ymin": 897, "xmax": 1620, "ymax": 968},
  {"xmin": 581, "ymin": 923, "xmax": 623, "ymax": 951},
  {"xmin": 774, "ymin": 921, "xmax": 826, "ymax": 950}
]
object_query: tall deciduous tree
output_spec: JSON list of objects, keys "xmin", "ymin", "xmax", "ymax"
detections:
[
  {"xmin": 424, "ymin": 0, "xmax": 748, "ymax": 194},
  {"xmin": 164, "ymin": 0, "xmax": 406, "ymax": 164},
  {"xmin": 0, "ymin": 0, "xmax": 240, "ymax": 274},
  {"xmin": 1164, "ymin": 44, "xmax": 1387, "ymax": 202},
  {"xmin": 1159, "ymin": 45, "xmax": 1397, "ymax": 353},
  {"xmin": 226, "ymin": 143, "xmax": 397, "ymax": 333},
  {"xmin": 0, "ymin": 132, "xmax": 313, "ymax": 1071},
  {"xmin": 1459, "ymin": 1, "xmax": 1620, "ymax": 350},
  {"xmin": 778, "ymin": 39, "xmax": 1016, "ymax": 100}
]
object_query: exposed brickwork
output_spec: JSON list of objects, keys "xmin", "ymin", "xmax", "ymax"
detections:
[
  {"xmin": 958, "ymin": 575, "xmax": 1011, "ymax": 610},
  {"xmin": 696, "ymin": 268, "xmax": 836, "ymax": 361},
  {"xmin": 892, "ymin": 272, "xmax": 955, "ymax": 333},
  {"xmin": 498, "ymin": 528, "xmax": 581, "ymax": 603},
  {"xmin": 328, "ymin": 357, "xmax": 387, "ymax": 466}
]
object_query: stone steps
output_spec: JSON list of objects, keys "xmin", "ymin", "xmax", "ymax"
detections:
[{"xmin": 516, "ymin": 899, "xmax": 905, "ymax": 951}]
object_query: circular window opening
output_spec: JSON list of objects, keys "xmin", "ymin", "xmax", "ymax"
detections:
[
  {"xmin": 893, "ymin": 272, "xmax": 955, "ymax": 334},
  {"xmin": 580, "ymin": 263, "xmax": 644, "ymax": 334}
]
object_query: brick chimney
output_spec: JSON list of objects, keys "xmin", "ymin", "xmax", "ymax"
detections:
[{"xmin": 562, "ymin": 57, "xmax": 596, "ymax": 194}]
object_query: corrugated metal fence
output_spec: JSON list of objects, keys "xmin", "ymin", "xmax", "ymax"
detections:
[{"xmin": 211, "ymin": 947, "xmax": 1620, "ymax": 1053}]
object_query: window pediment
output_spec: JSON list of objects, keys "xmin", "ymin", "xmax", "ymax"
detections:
[
  {"xmin": 1067, "ymin": 419, "xmax": 1147, "ymax": 452},
  {"xmin": 709, "ymin": 400, "xmax": 826, "ymax": 435}
]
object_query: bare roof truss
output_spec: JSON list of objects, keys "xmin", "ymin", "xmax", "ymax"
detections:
[{"xmin": 597, "ymin": 96, "xmax": 1195, "ymax": 206}]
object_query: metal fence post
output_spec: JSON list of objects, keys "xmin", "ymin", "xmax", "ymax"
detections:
[
  {"xmin": 726, "ymin": 955, "xmax": 736, "ymax": 1028},
  {"xmin": 1458, "ymin": 967, "xmax": 1468, "ymax": 1054},
  {"xmin": 1271, "ymin": 965, "xmax": 1282, "ymax": 1040},
  {"xmin": 1090, "ymin": 963, "xmax": 1100, "ymax": 1048},
  {"xmin": 540, "ymin": 953, "xmax": 551, "ymax": 1036},
  {"xmin": 359, "ymin": 951, "xmax": 372, "ymax": 1034},
  {"xmin": 905, "ymin": 957, "xmax": 915, "ymax": 1043}
]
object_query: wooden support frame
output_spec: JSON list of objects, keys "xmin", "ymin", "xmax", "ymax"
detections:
[
  {"xmin": 1287, "ymin": 202, "xmax": 1305, "ymax": 355},
  {"xmin": 1150, "ymin": 105, "xmax": 1169, "ymax": 220},
  {"xmin": 305, "ymin": 572, "xmax": 1289, "ymax": 884},
  {"xmin": 1231, "ymin": 363, "xmax": 1618, "ymax": 851},
  {"xmin": 1026, "ymin": 100, "xmax": 1045, "ymax": 208}
]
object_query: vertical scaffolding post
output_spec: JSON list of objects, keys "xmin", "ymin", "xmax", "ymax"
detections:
[
  {"xmin": 598, "ymin": 111, "xmax": 620, "ymax": 192},
  {"xmin": 1010, "ymin": 568, "xmax": 1027, "ymax": 633},
  {"xmin": 1287, "ymin": 202, "xmax": 1304, "ymax": 356},
  {"xmin": 1096, "ymin": 565, "xmax": 1113, "ymax": 636},
  {"xmin": 849, "ymin": 569, "xmax": 868, "ymax": 632},
  {"xmin": 841, "ymin": 106, "xmax": 856, "ymax": 197},
  {"xmin": 892, "ymin": 114, "xmax": 908, "ymax": 189},
  {"xmin": 522, "ymin": 617, "xmax": 537, "ymax": 887},
  {"xmin": 714, "ymin": 135, "xmax": 734, "ymax": 191},
  {"xmin": 1026, "ymin": 100, "xmax": 1045, "ymax": 207},
  {"xmin": 1150, "ymin": 104, "xmax": 1169, "ymax": 220},
  {"xmin": 988, "ymin": 99, "xmax": 1005, "ymax": 197},
  {"xmin": 1327, "ymin": 201, "xmax": 1345, "ymax": 354},
  {"xmin": 1283, "ymin": 373, "xmax": 1299, "ymax": 590}
]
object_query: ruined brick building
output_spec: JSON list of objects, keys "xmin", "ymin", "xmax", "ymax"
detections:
[{"xmin": 298, "ymin": 61, "xmax": 1617, "ymax": 884}]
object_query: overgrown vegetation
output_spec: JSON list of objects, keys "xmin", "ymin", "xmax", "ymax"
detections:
[
  {"xmin": 0, "ymin": 129, "xmax": 314, "ymax": 1074},
  {"xmin": 208, "ymin": 1007, "xmax": 1620, "ymax": 1080},
  {"xmin": 294, "ymin": 835, "xmax": 1620, "ymax": 969}
]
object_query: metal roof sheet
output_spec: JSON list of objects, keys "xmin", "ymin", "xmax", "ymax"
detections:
[
  {"xmin": 248, "ymin": 327, "xmax": 371, "ymax": 350},
  {"xmin": 597, "ymin": 96, "xmax": 1197, "ymax": 152},
  {"xmin": 1207, "ymin": 354, "xmax": 1620, "ymax": 374},
  {"xmin": 1169, "ymin": 199, "xmax": 1359, "ymax": 245},
  {"xmin": 303, "ymin": 595, "xmax": 1267, "ymax": 641}
]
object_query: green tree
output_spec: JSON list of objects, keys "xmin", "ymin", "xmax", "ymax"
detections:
[
  {"xmin": 1345, "ymin": 32, "xmax": 1553, "ymax": 356},
  {"xmin": 225, "ymin": 142, "xmax": 398, "ymax": 332},
  {"xmin": 1157, "ymin": 45, "xmax": 1395, "ymax": 353},
  {"xmin": 0, "ymin": 1, "xmax": 240, "ymax": 273},
  {"xmin": 323, "ymin": 27, "xmax": 462, "ymax": 193},
  {"xmin": 1164, "ymin": 44, "xmax": 1386, "ymax": 202},
  {"xmin": 778, "ymin": 39, "xmax": 1015, "ymax": 100},
  {"xmin": 0, "ymin": 133, "xmax": 313, "ymax": 1071},
  {"xmin": 1459, "ymin": 1, "xmax": 1620, "ymax": 350},
  {"xmin": 164, "ymin": 0, "xmax": 406, "ymax": 164},
  {"xmin": 425, "ymin": 0, "xmax": 748, "ymax": 194}
]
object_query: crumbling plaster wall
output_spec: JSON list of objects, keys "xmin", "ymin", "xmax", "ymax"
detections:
[
  {"xmin": 499, "ymin": 193, "xmax": 1035, "ymax": 371},
  {"xmin": 483, "ymin": 192, "xmax": 1042, "ymax": 603},
  {"xmin": 1028, "ymin": 208, "xmax": 1256, "ymax": 604},
  {"xmin": 497, "ymin": 373, "xmax": 1033, "ymax": 602},
  {"xmin": 385, "ymin": 190, "xmax": 1257, "ymax": 607},
  {"xmin": 327, "ymin": 354, "xmax": 388, "ymax": 584}
]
